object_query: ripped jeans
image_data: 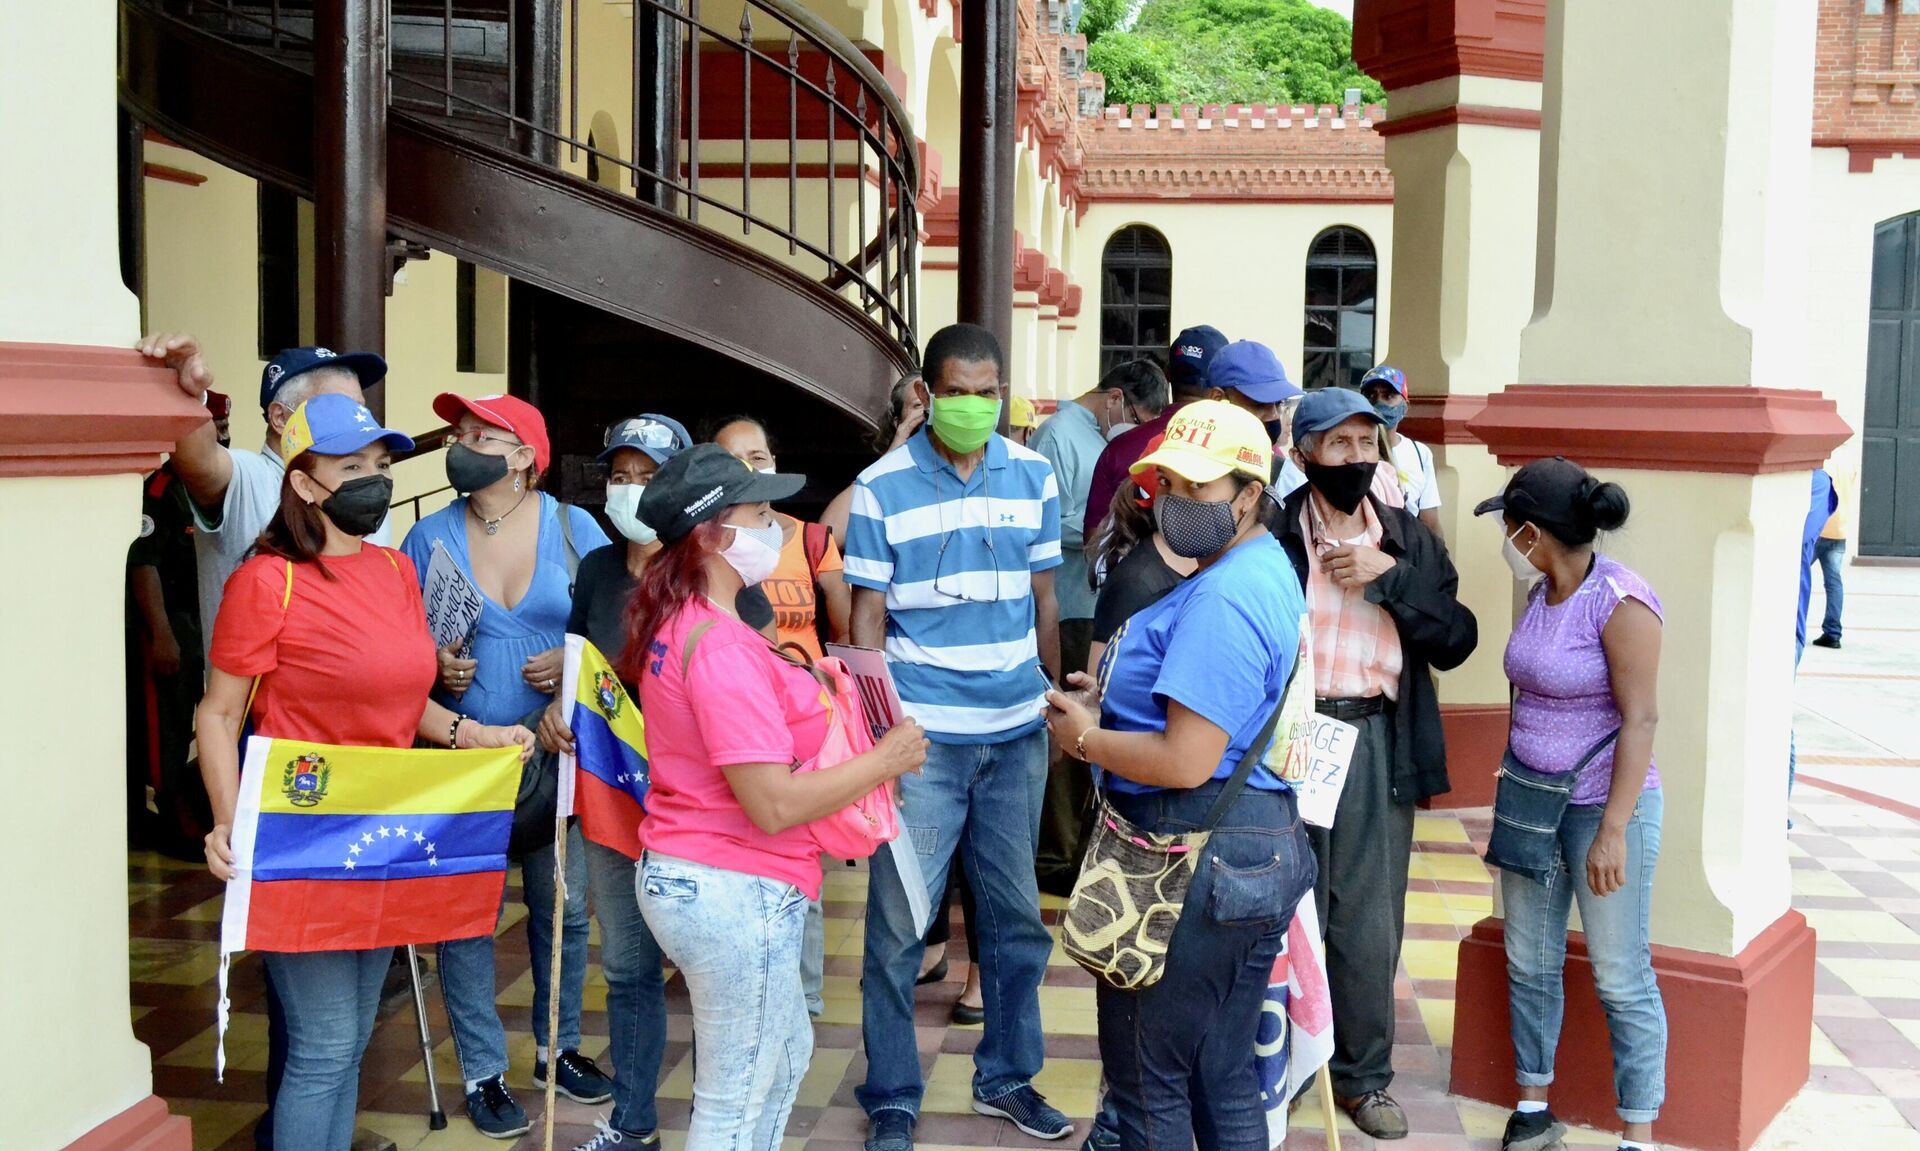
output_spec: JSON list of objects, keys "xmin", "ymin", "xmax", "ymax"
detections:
[{"xmin": 639, "ymin": 852, "xmax": 813, "ymax": 1150}]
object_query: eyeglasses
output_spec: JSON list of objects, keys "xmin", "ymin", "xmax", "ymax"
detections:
[
  {"xmin": 931, "ymin": 470, "xmax": 1003, "ymax": 604},
  {"xmin": 453, "ymin": 429, "xmax": 523, "ymax": 450},
  {"xmin": 605, "ymin": 419, "xmax": 679, "ymax": 451}
]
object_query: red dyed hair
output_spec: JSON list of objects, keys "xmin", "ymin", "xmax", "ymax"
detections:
[{"xmin": 620, "ymin": 519, "xmax": 730, "ymax": 683}]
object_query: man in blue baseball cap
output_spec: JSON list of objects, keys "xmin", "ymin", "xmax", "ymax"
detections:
[
  {"xmin": 1206, "ymin": 340, "xmax": 1304, "ymax": 443},
  {"xmin": 1267, "ymin": 382, "xmax": 1477, "ymax": 1142},
  {"xmin": 1084, "ymin": 324, "xmax": 1229, "ymax": 543}
]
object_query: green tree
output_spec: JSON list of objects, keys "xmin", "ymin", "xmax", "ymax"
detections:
[
  {"xmin": 1079, "ymin": 0, "xmax": 1131, "ymax": 45},
  {"xmin": 1086, "ymin": 0, "xmax": 1383, "ymax": 109}
]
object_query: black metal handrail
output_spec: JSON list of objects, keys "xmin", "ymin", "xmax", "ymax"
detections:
[{"xmin": 164, "ymin": 0, "xmax": 919, "ymax": 353}]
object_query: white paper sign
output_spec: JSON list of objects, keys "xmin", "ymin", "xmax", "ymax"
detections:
[
  {"xmin": 1293, "ymin": 714, "xmax": 1358, "ymax": 829},
  {"xmin": 824, "ymin": 643, "xmax": 908, "ymax": 741},
  {"xmin": 423, "ymin": 539, "xmax": 485, "ymax": 651}
]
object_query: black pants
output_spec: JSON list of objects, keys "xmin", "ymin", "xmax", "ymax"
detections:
[
  {"xmin": 1095, "ymin": 784, "xmax": 1315, "ymax": 1150},
  {"xmin": 1037, "ymin": 617, "xmax": 1096, "ymax": 894},
  {"xmin": 1307, "ymin": 709, "xmax": 1415, "ymax": 1097}
]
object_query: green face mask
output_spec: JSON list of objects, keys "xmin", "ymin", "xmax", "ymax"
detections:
[{"xmin": 929, "ymin": 394, "xmax": 1001, "ymax": 454}]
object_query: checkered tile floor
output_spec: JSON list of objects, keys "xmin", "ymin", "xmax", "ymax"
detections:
[{"xmin": 131, "ymin": 787, "xmax": 1920, "ymax": 1151}]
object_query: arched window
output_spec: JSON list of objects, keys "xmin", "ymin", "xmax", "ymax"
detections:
[
  {"xmin": 1100, "ymin": 226, "xmax": 1172, "ymax": 375},
  {"xmin": 1302, "ymin": 226, "xmax": 1377, "ymax": 391}
]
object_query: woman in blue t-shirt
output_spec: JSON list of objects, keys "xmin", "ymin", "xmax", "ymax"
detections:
[
  {"xmin": 1045, "ymin": 401, "xmax": 1316, "ymax": 1151},
  {"xmin": 398, "ymin": 393, "xmax": 613, "ymax": 1138}
]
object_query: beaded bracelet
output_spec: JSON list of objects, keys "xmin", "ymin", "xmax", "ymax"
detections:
[{"xmin": 449, "ymin": 714, "xmax": 467, "ymax": 749}]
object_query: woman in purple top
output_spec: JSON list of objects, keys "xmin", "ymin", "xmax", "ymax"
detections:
[{"xmin": 1475, "ymin": 458, "xmax": 1665, "ymax": 1151}]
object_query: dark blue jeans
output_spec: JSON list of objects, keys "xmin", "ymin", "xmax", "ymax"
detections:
[
  {"xmin": 1815, "ymin": 536, "xmax": 1846, "ymax": 642},
  {"xmin": 1094, "ymin": 784, "xmax": 1315, "ymax": 1151}
]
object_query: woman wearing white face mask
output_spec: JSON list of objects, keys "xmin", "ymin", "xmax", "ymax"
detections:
[
  {"xmin": 1472, "ymin": 458, "xmax": 1666, "ymax": 1151},
  {"xmin": 622, "ymin": 444, "xmax": 928, "ymax": 1147}
]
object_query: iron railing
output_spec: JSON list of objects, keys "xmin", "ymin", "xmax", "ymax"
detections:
[{"xmin": 163, "ymin": 0, "xmax": 919, "ymax": 351}]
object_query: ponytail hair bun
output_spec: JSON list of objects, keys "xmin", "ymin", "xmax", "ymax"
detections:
[{"xmin": 1578, "ymin": 476, "xmax": 1631, "ymax": 536}]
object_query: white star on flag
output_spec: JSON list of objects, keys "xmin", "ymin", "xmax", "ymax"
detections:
[
  {"xmin": 344, "ymin": 859, "xmax": 355, "ymax": 870},
  {"xmin": 378, "ymin": 826, "xmax": 391, "ymax": 838},
  {"xmin": 348, "ymin": 843, "xmax": 361, "ymax": 856},
  {"xmin": 426, "ymin": 843, "xmax": 436, "ymax": 855},
  {"xmin": 361, "ymin": 832, "xmax": 374, "ymax": 845},
  {"xmin": 428, "ymin": 856, "xmax": 438, "ymax": 867},
  {"xmin": 394, "ymin": 824, "xmax": 407, "ymax": 837},
  {"xmin": 413, "ymin": 832, "xmax": 425, "ymax": 844}
]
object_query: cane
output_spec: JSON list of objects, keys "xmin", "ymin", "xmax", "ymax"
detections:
[
  {"xmin": 406, "ymin": 945, "xmax": 448, "ymax": 1130},
  {"xmin": 1316, "ymin": 1065, "xmax": 1341, "ymax": 1151}
]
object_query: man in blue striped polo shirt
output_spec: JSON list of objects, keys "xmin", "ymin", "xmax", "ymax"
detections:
[{"xmin": 844, "ymin": 323, "xmax": 1073, "ymax": 1150}]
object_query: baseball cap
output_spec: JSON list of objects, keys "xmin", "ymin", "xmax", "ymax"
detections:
[
  {"xmin": 433, "ymin": 392, "xmax": 552, "ymax": 473},
  {"xmin": 1360, "ymin": 365, "xmax": 1408, "ymax": 397},
  {"xmin": 1292, "ymin": 387, "xmax": 1386, "ymax": 439},
  {"xmin": 1168, "ymin": 325, "xmax": 1229, "ymax": 389},
  {"xmin": 599, "ymin": 414, "xmax": 692, "ymax": 466},
  {"xmin": 1131, "ymin": 433, "xmax": 1167, "ymax": 506},
  {"xmin": 280, "ymin": 393, "xmax": 414, "ymax": 462},
  {"xmin": 1129, "ymin": 400, "xmax": 1271, "ymax": 485},
  {"xmin": 1010, "ymin": 395, "xmax": 1039, "ymax": 430},
  {"xmin": 1474, "ymin": 457, "xmax": 1589, "ymax": 530},
  {"xmin": 638, "ymin": 443, "xmax": 807, "ymax": 544},
  {"xmin": 1208, "ymin": 341, "xmax": 1302, "ymax": 405},
  {"xmin": 259, "ymin": 346, "xmax": 387, "ymax": 412}
]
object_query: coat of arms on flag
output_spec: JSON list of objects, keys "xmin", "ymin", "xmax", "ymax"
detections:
[
  {"xmin": 215, "ymin": 735, "xmax": 519, "ymax": 1077},
  {"xmin": 557, "ymin": 634, "xmax": 651, "ymax": 859}
]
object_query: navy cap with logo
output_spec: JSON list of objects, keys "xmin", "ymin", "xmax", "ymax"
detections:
[
  {"xmin": 1474, "ymin": 457, "xmax": 1589, "ymax": 531},
  {"xmin": 637, "ymin": 443, "xmax": 806, "ymax": 544},
  {"xmin": 1292, "ymin": 386, "xmax": 1385, "ymax": 438},
  {"xmin": 1167, "ymin": 325, "xmax": 1229, "ymax": 390},
  {"xmin": 599, "ymin": 413, "xmax": 693, "ymax": 466},
  {"xmin": 259, "ymin": 347, "xmax": 388, "ymax": 412}
]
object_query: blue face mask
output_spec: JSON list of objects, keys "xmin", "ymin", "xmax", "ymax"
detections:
[{"xmin": 1373, "ymin": 401, "xmax": 1407, "ymax": 432}]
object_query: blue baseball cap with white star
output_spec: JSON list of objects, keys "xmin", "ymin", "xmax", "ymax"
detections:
[
  {"xmin": 259, "ymin": 346, "xmax": 388, "ymax": 411},
  {"xmin": 280, "ymin": 392, "xmax": 414, "ymax": 462}
]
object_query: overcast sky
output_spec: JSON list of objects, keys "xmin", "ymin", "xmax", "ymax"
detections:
[{"xmin": 1312, "ymin": 0, "xmax": 1354, "ymax": 16}]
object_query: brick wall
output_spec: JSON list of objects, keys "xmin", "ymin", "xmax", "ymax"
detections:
[
  {"xmin": 1077, "ymin": 103, "xmax": 1392, "ymax": 203},
  {"xmin": 1815, "ymin": 0, "xmax": 1920, "ymax": 145}
]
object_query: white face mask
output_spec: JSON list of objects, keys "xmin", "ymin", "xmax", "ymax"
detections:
[
  {"xmin": 1105, "ymin": 421, "xmax": 1136, "ymax": 442},
  {"xmin": 720, "ymin": 520, "xmax": 783, "ymax": 585},
  {"xmin": 605, "ymin": 483, "xmax": 656, "ymax": 545},
  {"xmin": 1503, "ymin": 524, "xmax": 1542, "ymax": 584},
  {"xmin": 757, "ymin": 466, "xmax": 778, "ymax": 475}
]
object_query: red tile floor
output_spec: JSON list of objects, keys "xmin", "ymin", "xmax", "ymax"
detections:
[{"xmin": 128, "ymin": 779, "xmax": 1920, "ymax": 1151}]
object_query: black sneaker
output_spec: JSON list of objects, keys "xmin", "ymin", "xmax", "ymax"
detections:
[
  {"xmin": 1501, "ymin": 1107, "xmax": 1568, "ymax": 1151},
  {"xmin": 535, "ymin": 1049, "xmax": 615, "ymax": 1104},
  {"xmin": 865, "ymin": 1108, "xmax": 915, "ymax": 1151},
  {"xmin": 465, "ymin": 1075, "xmax": 531, "ymax": 1140},
  {"xmin": 569, "ymin": 1118, "xmax": 660, "ymax": 1151},
  {"xmin": 973, "ymin": 1085, "xmax": 1074, "ymax": 1140},
  {"xmin": 1812, "ymin": 634, "xmax": 1842, "ymax": 650}
]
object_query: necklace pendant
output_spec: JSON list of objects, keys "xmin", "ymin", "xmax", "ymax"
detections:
[{"xmin": 485, "ymin": 521, "xmax": 499, "ymax": 536}]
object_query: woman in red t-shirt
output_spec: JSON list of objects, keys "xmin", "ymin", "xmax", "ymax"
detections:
[
  {"xmin": 621, "ymin": 444, "xmax": 926, "ymax": 1147},
  {"xmin": 194, "ymin": 393, "xmax": 534, "ymax": 1151}
]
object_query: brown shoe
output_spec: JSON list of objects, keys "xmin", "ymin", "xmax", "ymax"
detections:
[{"xmin": 1337, "ymin": 1090, "xmax": 1409, "ymax": 1140}]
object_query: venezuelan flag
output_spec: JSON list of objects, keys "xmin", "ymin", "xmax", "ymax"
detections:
[
  {"xmin": 557, "ymin": 634, "xmax": 650, "ymax": 858},
  {"xmin": 221, "ymin": 737, "xmax": 520, "ymax": 954}
]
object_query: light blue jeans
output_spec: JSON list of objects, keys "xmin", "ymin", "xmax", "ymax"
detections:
[
  {"xmin": 857, "ymin": 728, "xmax": 1052, "ymax": 1116},
  {"xmin": 262, "ymin": 947, "xmax": 392, "ymax": 1151},
  {"xmin": 440, "ymin": 822, "xmax": 590, "ymax": 1082},
  {"xmin": 1502, "ymin": 787, "xmax": 1667, "ymax": 1124},
  {"xmin": 583, "ymin": 839, "xmax": 668, "ymax": 1134},
  {"xmin": 640, "ymin": 851, "xmax": 813, "ymax": 1150}
]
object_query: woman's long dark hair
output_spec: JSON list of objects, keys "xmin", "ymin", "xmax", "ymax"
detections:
[
  {"xmin": 1088, "ymin": 481, "xmax": 1156, "ymax": 589},
  {"xmin": 252, "ymin": 450, "xmax": 339, "ymax": 578},
  {"xmin": 620, "ymin": 519, "xmax": 729, "ymax": 683}
]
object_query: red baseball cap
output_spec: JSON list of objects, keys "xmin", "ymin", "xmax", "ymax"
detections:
[
  {"xmin": 1132, "ymin": 433, "xmax": 1167, "ymax": 507},
  {"xmin": 433, "ymin": 392, "xmax": 551, "ymax": 473}
]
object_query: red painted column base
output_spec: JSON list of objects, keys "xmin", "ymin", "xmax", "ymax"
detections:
[
  {"xmin": 1425, "ymin": 703, "xmax": 1509, "ymax": 810},
  {"xmin": 1450, "ymin": 910, "xmax": 1816, "ymax": 1151},
  {"xmin": 60, "ymin": 1097, "xmax": 191, "ymax": 1151}
]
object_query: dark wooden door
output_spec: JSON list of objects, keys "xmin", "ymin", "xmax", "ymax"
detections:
[{"xmin": 1862, "ymin": 213, "xmax": 1920, "ymax": 556}]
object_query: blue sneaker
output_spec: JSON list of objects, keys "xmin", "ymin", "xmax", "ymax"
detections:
[
  {"xmin": 864, "ymin": 1107, "xmax": 915, "ymax": 1151},
  {"xmin": 535, "ymin": 1049, "xmax": 615, "ymax": 1104},
  {"xmin": 1082, "ymin": 1102, "xmax": 1121, "ymax": 1151},
  {"xmin": 465, "ymin": 1075, "xmax": 531, "ymax": 1139},
  {"xmin": 974, "ymin": 1085, "xmax": 1074, "ymax": 1140}
]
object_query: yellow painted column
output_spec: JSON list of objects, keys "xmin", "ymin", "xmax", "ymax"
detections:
[{"xmin": 0, "ymin": 2, "xmax": 194, "ymax": 1150}]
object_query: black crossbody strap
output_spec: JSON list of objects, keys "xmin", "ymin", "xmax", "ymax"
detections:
[{"xmin": 1198, "ymin": 651, "xmax": 1304, "ymax": 832}]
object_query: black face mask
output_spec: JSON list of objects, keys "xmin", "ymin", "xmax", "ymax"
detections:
[
  {"xmin": 1262, "ymin": 418, "xmax": 1287, "ymax": 446},
  {"xmin": 446, "ymin": 442, "xmax": 512, "ymax": 495},
  {"xmin": 315, "ymin": 474, "xmax": 393, "ymax": 537},
  {"xmin": 1304, "ymin": 460, "xmax": 1375, "ymax": 515}
]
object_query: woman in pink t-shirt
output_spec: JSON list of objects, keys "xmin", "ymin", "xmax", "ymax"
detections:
[{"xmin": 620, "ymin": 444, "xmax": 927, "ymax": 1149}]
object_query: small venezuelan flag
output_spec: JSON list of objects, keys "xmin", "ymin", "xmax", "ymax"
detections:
[
  {"xmin": 221, "ymin": 736, "xmax": 520, "ymax": 954},
  {"xmin": 557, "ymin": 634, "xmax": 650, "ymax": 858}
]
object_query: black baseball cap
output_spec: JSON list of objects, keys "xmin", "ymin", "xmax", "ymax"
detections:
[
  {"xmin": 1474, "ymin": 457, "xmax": 1588, "ymax": 530},
  {"xmin": 637, "ymin": 443, "xmax": 806, "ymax": 543},
  {"xmin": 1168, "ymin": 325, "xmax": 1228, "ymax": 389}
]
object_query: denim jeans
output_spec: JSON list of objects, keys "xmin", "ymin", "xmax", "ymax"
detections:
[
  {"xmin": 1094, "ymin": 785, "xmax": 1315, "ymax": 1151},
  {"xmin": 1815, "ymin": 536, "xmax": 1846, "ymax": 641},
  {"xmin": 640, "ymin": 852, "xmax": 813, "ymax": 1150},
  {"xmin": 583, "ymin": 838, "xmax": 668, "ymax": 1134},
  {"xmin": 802, "ymin": 896, "xmax": 827, "ymax": 1016},
  {"xmin": 262, "ymin": 948, "xmax": 392, "ymax": 1151},
  {"xmin": 1503, "ymin": 787, "xmax": 1667, "ymax": 1125},
  {"xmin": 858, "ymin": 728, "xmax": 1053, "ymax": 1116},
  {"xmin": 440, "ymin": 821, "xmax": 590, "ymax": 1082}
]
